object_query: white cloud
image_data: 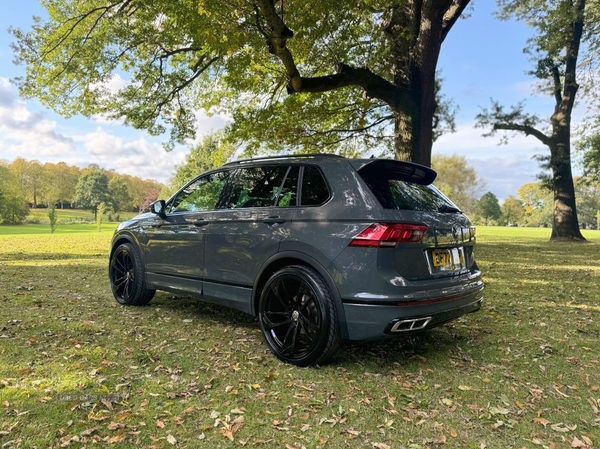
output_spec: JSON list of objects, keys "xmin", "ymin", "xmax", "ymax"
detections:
[
  {"xmin": 73, "ymin": 127, "xmax": 188, "ymax": 182},
  {"xmin": 0, "ymin": 78, "xmax": 76, "ymax": 157}
]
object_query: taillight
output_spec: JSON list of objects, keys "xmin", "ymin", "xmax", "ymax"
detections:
[{"xmin": 349, "ymin": 223, "xmax": 428, "ymax": 247}]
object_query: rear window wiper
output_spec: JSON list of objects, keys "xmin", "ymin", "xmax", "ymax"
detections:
[{"xmin": 438, "ymin": 204, "xmax": 462, "ymax": 213}]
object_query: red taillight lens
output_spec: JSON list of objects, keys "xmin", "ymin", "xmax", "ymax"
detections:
[{"xmin": 349, "ymin": 223, "xmax": 428, "ymax": 247}]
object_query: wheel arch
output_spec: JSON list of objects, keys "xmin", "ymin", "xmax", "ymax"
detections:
[
  {"xmin": 109, "ymin": 232, "xmax": 143, "ymax": 263},
  {"xmin": 252, "ymin": 251, "xmax": 349, "ymax": 340}
]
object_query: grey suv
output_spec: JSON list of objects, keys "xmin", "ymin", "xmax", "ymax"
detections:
[{"xmin": 109, "ymin": 154, "xmax": 484, "ymax": 366}]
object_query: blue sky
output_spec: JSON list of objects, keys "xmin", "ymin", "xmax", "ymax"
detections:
[{"xmin": 0, "ymin": 1, "xmax": 581, "ymax": 199}]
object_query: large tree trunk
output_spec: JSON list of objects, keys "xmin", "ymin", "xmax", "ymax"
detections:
[
  {"xmin": 549, "ymin": 135, "xmax": 585, "ymax": 241},
  {"xmin": 387, "ymin": 1, "xmax": 449, "ymax": 167}
]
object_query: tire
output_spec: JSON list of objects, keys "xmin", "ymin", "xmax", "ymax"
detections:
[
  {"xmin": 258, "ymin": 265, "xmax": 341, "ymax": 366},
  {"xmin": 109, "ymin": 243, "xmax": 155, "ymax": 306}
]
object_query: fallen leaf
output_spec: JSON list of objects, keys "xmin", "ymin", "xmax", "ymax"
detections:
[
  {"xmin": 551, "ymin": 423, "xmax": 575, "ymax": 433},
  {"xmin": 372, "ymin": 443, "xmax": 391, "ymax": 449},
  {"xmin": 434, "ymin": 435, "xmax": 447, "ymax": 444},
  {"xmin": 534, "ymin": 417, "xmax": 551, "ymax": 428},
  {"xmin": 107, "ymin": 430, "xmax": 125, "ymax": 444},
  {"xmin": 222, "ymin": 428, "xmax": 234, "ymax": 441},
  {"xmin": 107, "ymin": 422, "xmax": 123, "ymax": 431},
  {"xmin": 167, "ymin": 434, "xmax": 177, "ymax": 445},
  {"xmin": 156, "ymin": 420, "xmax": 165, "ymax": 429}
]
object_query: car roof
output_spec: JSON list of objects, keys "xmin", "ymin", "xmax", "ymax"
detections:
[
  {"xmin": 223, "ymin": 154, "xmax": 436, "ymax": 185},
  {"xmin": 223, "ymin": 153, "xmax": 345, "ymax": 166}
]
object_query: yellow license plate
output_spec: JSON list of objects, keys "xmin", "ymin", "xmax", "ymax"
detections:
[{"xmin": 432, "ymin": 248, "xmax": 465, "ymax": 268}]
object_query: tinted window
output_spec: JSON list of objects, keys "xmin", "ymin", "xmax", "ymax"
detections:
[
  {"xmin": 170, "ymin": 171, "xmax": 230, "ymax": 213},
  {"xmin": 360, "ymin": 170, "xmax": 457, "ymax": 212},
  {"xmin": 276, "ymin": 166, "xmax": 299, "ymax": 207},
  {"xmin": 220, "ymin": 166, "xmax": 289, "ymax": 209},
  {"xmin": 301, "ymin": 166, "xmax": 330, "ymax": 206}
]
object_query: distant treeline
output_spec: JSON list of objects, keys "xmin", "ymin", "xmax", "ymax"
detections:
[{"xmin": 0, "ymin": 158, "xmax": 163, "ymax": 224}]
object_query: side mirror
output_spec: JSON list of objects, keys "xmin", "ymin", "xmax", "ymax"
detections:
[{"xmin": 150, "ymin": 200, "xmax": 166, "ymax": 218}]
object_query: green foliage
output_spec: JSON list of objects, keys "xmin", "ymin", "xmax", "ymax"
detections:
[
  {"xmin": 517, "ymin": 182, "xmax": 554, "ymax": 226},
  {"xmin": 48, "ymin": 204, "xmax": 58, "ymax": 233},
  {"xmin": 476, "ymin": 192, "xmax": 502, "ymax": 223},
  {"xmin": 574, "ymin": 178, "xmax": 600, "ymax": 228},
  {"xmin": 74, "ymin": 169, "xmax": 110, "ymax": 219},
  {"xmin": 500, "ymin": 195, "xmax": 525, "ymax": 226},
  {"xmin": 431, "ymin": 154, "xmax": 486, "ymax": 215},
  {"xmin": 108, "ymin": 176, "xmax": 133, "ymax": 212},
  {"xmin": 169, "ymin": 131, "xmax": 236, "ymax": 191},
  {"xmin": 0, "ymin": 164, "xmax": 29, "ymax": 224},
  {"xmin": 11, "ymin": 0, "xmax": 461, "ymax": 158}
]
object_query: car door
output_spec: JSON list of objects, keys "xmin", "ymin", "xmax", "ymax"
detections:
[
  {"xmin": 202, "ymin": 165, "xmax": 299, "ymax": 313},
  {"xmin": 142, "ymin": 170, "xmax": 230, "ymax": 294}
]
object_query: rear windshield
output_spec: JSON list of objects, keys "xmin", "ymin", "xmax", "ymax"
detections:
[{"xmin": 360, "ymin": 170, "xmax": 458, "ymax": 212}]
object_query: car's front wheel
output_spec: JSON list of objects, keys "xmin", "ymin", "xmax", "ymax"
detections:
[
  {"xmin": 258, "ymin": 265, "xmax": 341, "ymax": 366},
  {"xmin": 109, "ymin": 243, "xmax": 155, "ymax": 306}
]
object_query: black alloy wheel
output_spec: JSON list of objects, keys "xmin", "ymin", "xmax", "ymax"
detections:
[
  {"xmin": 259, "ymin": 265, "xmax": 340, "ymax": 366},
  {"xmin": 109, "ymin": 243, "xmax": 155, "ymax": 306}
]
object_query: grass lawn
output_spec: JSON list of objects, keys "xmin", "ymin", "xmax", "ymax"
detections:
[{"xmin": 1, "ymin": 226, "xmax": 599, "ymax": 448}]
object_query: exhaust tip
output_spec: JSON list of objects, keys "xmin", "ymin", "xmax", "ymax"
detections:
[{"xmin": 389, "ymin": 316, "xmax": 432, "ymax": 333}]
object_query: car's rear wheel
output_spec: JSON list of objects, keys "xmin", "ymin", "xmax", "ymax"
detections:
[
  {"xmin": 258, "ymin": 265, "xmax": 341, "ymax": 366},
  {"xmin": 109, "ymin": 243, "xmax": 155, "ymax": 306}
]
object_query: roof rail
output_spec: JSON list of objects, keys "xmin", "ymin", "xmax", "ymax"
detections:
[{"xmin": 224, "ymin": 153, "xmax": 345, "ymax": 166}]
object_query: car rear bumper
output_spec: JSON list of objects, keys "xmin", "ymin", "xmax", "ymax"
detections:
[{"xmin": 342, "ymin": 284, "xmax": 484, "ymax": 340}]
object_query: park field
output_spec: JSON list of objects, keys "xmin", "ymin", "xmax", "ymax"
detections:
[
  {"xmin": 0, "ymin": 226, "xmax": 599, "ymax": 448},
  {"xmin": 26, "ymin": 208, "xmax": 139, "ymax": 225}
]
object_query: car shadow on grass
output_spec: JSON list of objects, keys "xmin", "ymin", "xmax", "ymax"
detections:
[{"xmin": 151, "ymin": 292, "xmax": 475, "ymax": 368}]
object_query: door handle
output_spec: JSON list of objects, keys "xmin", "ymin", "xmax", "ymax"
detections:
[
  {"xmin": 193, "ymin": 219, "xmax": 209, "ymax": 227},
  {"xmin": 262, "ymin": 216, "xmax": 286, "ymax": 225}
]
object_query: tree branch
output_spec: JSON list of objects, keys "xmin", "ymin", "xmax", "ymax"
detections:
[
  {"xmin": 441, "ymin": 0, "xmax": 471, "ymax": 42},
  {"xmin": 493, "ymin": 123, "xmax": 551, "ymax": 146},
  {"xmin": 560, "ymin": 0, "xmax": 585, "ymax": 114},
  {"xmin": 254, "ymin": 0, "xmax": 407, "ymax": 110}
]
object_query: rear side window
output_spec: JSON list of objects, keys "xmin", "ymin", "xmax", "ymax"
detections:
[
  {"xmin": 301, "ymin": 166, "xmax": 330, "ymax": 206},
  {"xmin": 360, "ymin": 170, "xmax": 457, "ymax": 212}
]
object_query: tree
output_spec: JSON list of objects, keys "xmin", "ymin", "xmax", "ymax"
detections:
[
  {"xmin": 431, "ymin": 154, "xmax": 486, "ymax": 215},
  {"xmin": 517, "ymin": 182, "xmax": 554, "ymax": 227},
  {"xmin": 476, "ymin": 191, "xmax": 502, "ymax": 223},
  {"xmin": 9, "ymin": 158, "xmax": 43, "ymax": 207},
  {"xmin": 500, "ymin": 195, "xmax": 525, "ymax": 226},
  {"xmin": 74, "ymin": 169, "xmax": 110, "ymax": 220},
  {"xmin": 0, "ymin": 164, "xmax": 29, "ymax": 224},
  {"xmin": 476, "ymin": 0, "xmax": 586, "ymax": 241},
  {"xmin": 11, "ymin": 1, "xmax": 470, "ymax": 166},
  {"xmin": 574, "ymin": 178, "xmax": 600, "ymax": 228},
  {"xmin": 45, "ymin": 162, "xmax": 80, "ymax": 208},
  {"xmin": 48, "ymin": 204, "xmax": 58, "ymax": 233},
  {"xmin": 168, "ymin": 132, "xmax": 236, "ymax": 195},
  {"xmin": 127, "ymin": 176, "xmax": 163, "ymax": 212},
  {"xmin": 108, "ymin": 176, "xmax": 133, "ymax": 212}
]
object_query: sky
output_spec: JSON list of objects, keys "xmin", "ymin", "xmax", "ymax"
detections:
[{"xmin": 0, "ymin": 1, "xmax": 585, "ymax": 200}]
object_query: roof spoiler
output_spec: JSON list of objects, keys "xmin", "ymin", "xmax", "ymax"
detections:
[{"xmin": 355, "ymin": 159, "xmax": 437, "ymax": 185}]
